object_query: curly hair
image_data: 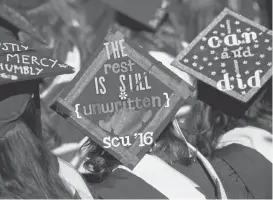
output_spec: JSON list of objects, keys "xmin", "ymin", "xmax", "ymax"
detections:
[{"xmin": 179, "ymin": 91, "xmax": 272, "ymax": 157}]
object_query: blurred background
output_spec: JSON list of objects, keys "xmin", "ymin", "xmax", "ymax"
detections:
[{"xmin": 2, "ymin": 0, "xmax": 271, "ymax": 162}]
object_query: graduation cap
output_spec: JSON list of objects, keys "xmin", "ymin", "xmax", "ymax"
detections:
[
  {"xmin": 0, "ymin": 24, "xmax": 74, "ymax": 139},
  {"xmin": 0, "ymin": 25, "xmax": 74, "ymax": 84},
  {"xmin": 172, "ymin": 8, "xmax": 272, "ymax": 117},
  {"xmin": 101, "ymin": 0, "xmax": 170, "ymax": 31},
  {"xmin": 51, "ymin": 30, "xmax": 192, "ymax": 169}
]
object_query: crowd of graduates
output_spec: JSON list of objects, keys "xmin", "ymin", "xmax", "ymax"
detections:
[{"xmin": 0, "ymin": 0, "xmax": 272, "ymax": 199}]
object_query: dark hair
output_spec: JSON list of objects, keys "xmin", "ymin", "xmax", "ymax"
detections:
[
  {"xmin": 0, "ymin": 101, "xmax": 73, "ymax": 199},
  {"xmin": 40, "ymin": 100, "xmax": 62, "ymax": 149},
  {"xmin": 151, "ymin": 123, "xmax": 192, "ymax": 165},
  {"xmin": 81, "ymin": 139, "xmax": 120, "ymax": 183},
  {"xmin": 179, "ymin": 93, "xmax": 272, "ymax": 157}
]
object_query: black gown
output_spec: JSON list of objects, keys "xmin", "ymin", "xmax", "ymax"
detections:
[
  {"xmin": 173, "ymin": 144, "xmax": 272, "ymax": 199},
  {"xmin": 87, "ymin": 168, "xmax": 167, "ymax": 199},
  {"xmin": 85, "ymin": 144, "xmax": 272, "ymax": 199}
]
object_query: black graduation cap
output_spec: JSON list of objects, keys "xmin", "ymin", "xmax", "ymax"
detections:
[
  {"xmin": 172, "ymin": 8, "xmax": 272, "ymax": 117},
  {"xmin": 101, "ymin": 0, "xmax": 170, "ymax": 31},
  {"xmin": 0, "ymin": 24, "xmax": 74, "ymax": 138}
]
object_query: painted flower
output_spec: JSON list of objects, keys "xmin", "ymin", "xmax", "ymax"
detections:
[
  {"xmin": 119, "ymin": 91, "xmax": 128, "ymax": 100},
  {"xmin": 99, "ymin": 107, "xmax": 153, "ymax": 137}
]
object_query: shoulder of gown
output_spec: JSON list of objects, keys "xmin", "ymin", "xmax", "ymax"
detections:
[
  {"xmin": 58, "ymin": 158, "xmax": 94, "ymax": 199},
  {"xmin": 212, "ymin": 143, "xmax": 272, "ymax": 199},
  {"xmin": 90, "ymin": 168, "xmax": 168, "ymax": 199},
  {"xmin": 88, "ymin": 154, "xmax": 207, "ymax": 199}
]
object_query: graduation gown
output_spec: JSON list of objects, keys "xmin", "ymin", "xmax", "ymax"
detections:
[
  {"xmin": 84, "ymin": 127, "xmax": 272, "ymax": 199},
  {"xmin": 172, "ymin": 126, "xmax": 273, "ymax": 199},
  {"xmin": 172, "ymin": 143, "xmax": 272, "ymax": 199},
  {"xmin": 89, "ymin": 168, "xmax": 167, "ymax": 199},
  {"xmin": 83, "ymin": 154, "xmax": 206, "ymax": 199},
  {"xmin": 58, "ymin": 158, "xmax": 95, "ymax": 199}
]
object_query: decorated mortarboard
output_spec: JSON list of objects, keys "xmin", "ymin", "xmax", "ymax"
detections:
[
  {"xmin": 172, "ymin": 8, "xmax": 272, "ymax": 117},
  {"xmin": 101, "ymin": 0, "xmax": 170, "ymax": 31},
  {"xmin": 0, "ymin": 25, "xmax": 74, "ymax": 85},
  {"xmin": 0, "ymin": 25, "xmax": 75, "ymax": 138},
  {"xmin": 51, "ymin": 30, "xmax": 192, "ymax": 169}
]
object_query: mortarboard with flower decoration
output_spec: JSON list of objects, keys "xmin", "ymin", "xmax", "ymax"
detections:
[{"xmin": 51, "ymin": 29, "xmax": 192, "ymax": 169}]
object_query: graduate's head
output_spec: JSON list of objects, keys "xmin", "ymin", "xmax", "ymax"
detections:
[
  {"xmin": 178, "ymin": 87, "xmax": 272, "ymax": 157},
  {"xmin": 169, "ymin": 7, "xmax": 273, "ymax": 157},
  {"xmin": 0, "ymin": 21, "xmax": 75, "ymax": 198},
  {"xmin": 0, "ymin": 99, "xmax": 72, "ymax": 199},
  {"xmin": 0, "ymin": 80, "xmax": 42, "ymax": 138},
  {"xmin": 80, "ymin": 138, "xmax": 120, "ymax": 183}
]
